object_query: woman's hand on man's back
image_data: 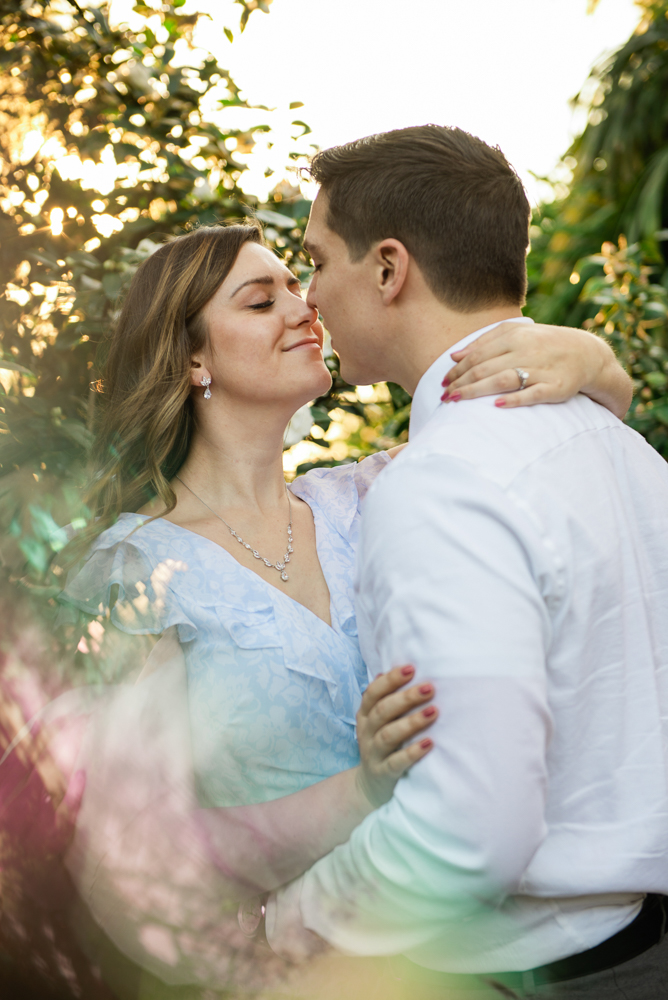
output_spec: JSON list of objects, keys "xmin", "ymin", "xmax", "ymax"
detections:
[{"xmin": 355, "ymin": 665, "xmax": 436, "ymax": 809}]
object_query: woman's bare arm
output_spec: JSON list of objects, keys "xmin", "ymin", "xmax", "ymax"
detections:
[
  {"xmin": 133, "ymin": 640, "xmax": 436, "ymax": 898},
  {"xmin": 443, "ymin": 322, "xmax": 633, "ymax": 418},
  {"xmin": 198, "ymin": 665, "xmax": 436, "ymax": 897}
]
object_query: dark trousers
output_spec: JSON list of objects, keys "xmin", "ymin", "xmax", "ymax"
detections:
[{"xmin": 515, "ymin": 928, "xmax": 668, "ymax": 999}]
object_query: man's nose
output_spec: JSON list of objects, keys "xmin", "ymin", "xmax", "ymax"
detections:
[{"xmin": 305, "ymin": 274, "xmax": 318, "ymax": 311}]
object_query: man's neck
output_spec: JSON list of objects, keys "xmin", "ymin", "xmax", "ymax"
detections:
[{"xmin": 393, "ymin": 303, "xmax": 524, "ymax": 396}]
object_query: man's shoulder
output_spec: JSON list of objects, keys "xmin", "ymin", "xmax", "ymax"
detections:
[{"xmin": 397, "ymin": 394, "xmax": 625, "ymax": 489}]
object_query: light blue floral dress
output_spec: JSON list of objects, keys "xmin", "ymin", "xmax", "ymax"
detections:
[{"xmin": 62, "ymin": 453, "xmax": 391, "ymax": 809}]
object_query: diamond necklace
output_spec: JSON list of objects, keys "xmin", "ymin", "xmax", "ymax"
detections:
[{"xmin": 174, "ymin": 475, "xmax": 293, "ymax": 582}]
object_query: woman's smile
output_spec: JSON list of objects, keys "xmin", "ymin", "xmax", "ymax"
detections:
[{"xmin": 283, "ymin": 337, "xmax": 322, "ymax": 352}]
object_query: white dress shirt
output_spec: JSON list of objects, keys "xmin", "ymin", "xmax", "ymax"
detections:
[{"xmin": 269, "ymin": 325, "xmax": 668, "ymax": 973}]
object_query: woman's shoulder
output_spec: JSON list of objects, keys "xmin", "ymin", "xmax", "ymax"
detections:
[
  {"xmin": 289, "ymin": 451, "xmax": 392, "ymax": 537},
  {"xmin": 60, "ymin": 513, "xmax": 277, "ymax": 637},
  {"xmin": 60, "ymin": 514, "xmax": 197, "ymax": 637}
]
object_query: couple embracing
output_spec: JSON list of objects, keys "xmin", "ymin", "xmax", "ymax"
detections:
[{"xmin": 48, "ymin": 124, "xmax": 668, "ymax": 998}]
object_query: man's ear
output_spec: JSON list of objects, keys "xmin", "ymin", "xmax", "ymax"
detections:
[{"xmin": 374, "ymin": 239, "xmax": 410, "ymax": 305}]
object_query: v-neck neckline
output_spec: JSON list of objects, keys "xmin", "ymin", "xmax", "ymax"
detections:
[{"xmin": 122, "ymin": 489, "xmax": 337, "ymax": 634}]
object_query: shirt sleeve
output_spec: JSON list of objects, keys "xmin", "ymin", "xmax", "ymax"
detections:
[{"xmin": 282, "ymin": 452, "xmax": 560, "ymax": 960}]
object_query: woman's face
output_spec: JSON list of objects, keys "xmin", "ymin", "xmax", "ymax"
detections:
[{"xmin": 194, "ymin": 242, "xmax": 331, "ymax": 412}]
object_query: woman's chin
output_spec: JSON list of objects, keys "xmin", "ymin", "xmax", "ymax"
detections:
[
  {"xmin": 291, "ymin": 373, "xmax": 332, "ymax": 415},
  {"xmin": 302, "ymin": 363, "xmax": 333, "ymax": 400},
  {"xmin": 316, "ymin": 367, "xmax": 333, "ymax": 397}
]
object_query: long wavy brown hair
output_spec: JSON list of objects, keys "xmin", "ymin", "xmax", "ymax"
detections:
[{"xmin": 77, "ymin": 221, "xmax": 264, "ymax": 555}]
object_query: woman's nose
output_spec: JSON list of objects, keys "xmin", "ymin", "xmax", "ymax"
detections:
[{"xmin": 290, "ymin": 298, "xmax": 318, "ymax": 328}]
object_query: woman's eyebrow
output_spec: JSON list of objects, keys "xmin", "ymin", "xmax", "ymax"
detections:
[
  {"xmin": 230, "ymin": 275, "xmax": 274, "ymax": 298},
  {"xmin": 230, "ymin": 272, "xmax": 299, "ymax": 297}
]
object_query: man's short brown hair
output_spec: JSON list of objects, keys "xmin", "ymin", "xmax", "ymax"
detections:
[{"xmin": 308, "ymin": 124, "xmax": 530, "ymax": 313}]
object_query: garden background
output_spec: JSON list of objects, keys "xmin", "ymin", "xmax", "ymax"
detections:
[{"xmin": 1, "ymin": 0, "xmax": 668, "ymax": 996}]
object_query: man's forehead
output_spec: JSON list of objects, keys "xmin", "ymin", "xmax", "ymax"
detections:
[{"xmin": 304, "ymin": 191, "xmax": 338, "ymax": 254}]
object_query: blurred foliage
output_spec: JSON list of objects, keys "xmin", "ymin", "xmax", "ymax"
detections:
[
  {"xmin": 0, "ymin": 0, "xmax": 414, "ymax": 619},
  {"xmin": 2, "ymin": 2, "xmax": 667, "ymax": 995},
  {"xmin": 0, "ymin": 5, "xmax": 329, "ymax": 996},
  {"xmin": 0, "ymin": 0, "xmax": 317, "ymax": 618},
  {"xmin": 291, "ymin": 379, "xmax": 411, "ymax": 476},
  {"xmin": 526, "ymin": 0, "xmax": 668, "ymax": 328},
  {"xmin": 315, "ymin": 1, "xmax": 668, "ymax": 478},
  {"xmin": 7, "ymin": 0, "xmax": 668, "ymax": 615},
  {"xmin": 581, "ymin": 236, "xmax": 668, "ymax": 457}
]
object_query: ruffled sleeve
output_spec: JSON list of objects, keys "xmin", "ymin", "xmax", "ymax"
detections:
[
  {"xmin": 60, "ymin": 516, "xmax": 197, "ymax": 642},
  {"xmin": 289, "ymin": 451, "xmax": 392, "ymax": 546}
]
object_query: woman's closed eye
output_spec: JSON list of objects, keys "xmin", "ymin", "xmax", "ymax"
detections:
[{"xmin": 248, "ymin": 299, "xmax": 275, "ymax": 311}]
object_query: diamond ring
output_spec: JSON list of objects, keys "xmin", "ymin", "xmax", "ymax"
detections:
[{"xmin": 514, "ymin": 367, "xmax": 530, "ymax": 391}]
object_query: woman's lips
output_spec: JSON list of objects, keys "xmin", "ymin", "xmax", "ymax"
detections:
[{"xmin": 284, "ymin": 338, "xmax": 322, "ymax": 352}]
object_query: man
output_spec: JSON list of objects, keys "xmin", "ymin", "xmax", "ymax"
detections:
[{"xmin": 265, "ymin": 125, "xmax": 668, "ymax": 998}]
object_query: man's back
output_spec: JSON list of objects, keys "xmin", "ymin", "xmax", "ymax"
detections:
[
  {"xmin": 397, "ymin": 392, "xmax": 668, "ymax": 857},
  {"xmin": 337, "ymin": 393, "xmax": 668, "ymax": 971}
]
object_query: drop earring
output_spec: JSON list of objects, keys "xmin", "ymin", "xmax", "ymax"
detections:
[{"xmin": 200, "ymin": 375, "xmax": 211, "ymax": 399}]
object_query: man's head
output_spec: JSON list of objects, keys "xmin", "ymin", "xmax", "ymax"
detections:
[{"xmin": 304, "ymin": 124, "xmax": 531, "ymax": 388}]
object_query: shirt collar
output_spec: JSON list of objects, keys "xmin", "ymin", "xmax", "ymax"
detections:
[{"xmin": 408, "ymin": 317, "xmax": 533, "ymax": 440}]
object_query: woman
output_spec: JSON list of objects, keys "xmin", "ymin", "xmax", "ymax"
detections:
[{"xmin": 50, "ymin": 220, "xmax": 631, "ymax": 989}]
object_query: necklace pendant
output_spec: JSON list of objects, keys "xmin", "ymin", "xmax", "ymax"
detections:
[{"xmin": 174, "ymin": 474, "xmax": 294, "ymax": 581}]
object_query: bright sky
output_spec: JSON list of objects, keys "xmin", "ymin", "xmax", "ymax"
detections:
[{"xmin": 179, "ymin": 0, "xmax": 641, "ymax": 206}]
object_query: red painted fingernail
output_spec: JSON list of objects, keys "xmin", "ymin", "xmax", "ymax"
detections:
[
  {"xmin": 401, "ymin": 665, "xmax": 414, "ymax": 676},
  {"xmin": 419, "ymin": 684, "xmax": 432, "ymax": 695},
  {"xmin": 495, "ymin": 398, "xmax": 507, "ymax": 407},
  {"xmin": 450, "ymin": 392, "xmax": 461, "ymax": 402},
  {"xmin": 441, "ymin": 375, "xmax": 450, "ymax": 386},
  {"xmin": 422, "ymin": 706, "xmax": 436, "ymax": 717},
  {"xmin": 440, "ymin": 391, "xmax": 450, "ymax": 402},
  {"xmin": 420, "ymin": 738, "xmax": 433, "ymax": 749}
]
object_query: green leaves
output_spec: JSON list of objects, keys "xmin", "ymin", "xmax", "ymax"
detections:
[
  {"xmin": 256, "ymin": 208, "xmax": 300, "ymax": 229},
  {"xmin": 59, "ymin": 420, "xmax": 94, "ymax": 451},
  {"xmin": 580, "ymin": 237, "xmax": 668, "ymax": 457},
  {"xmin": 525, "ymin": 1, "xmax": 668, "ymax": 465},
  {"xmin": 236, "ymin": 0, "xmax": 273, "ymax": 32},
  {"xmin": 292, "ymin": 120, "xmax": 312, "ymax": 138},
  {"xmin": 0, "ymin": 360, "xmax": 36, "ymax": 378},
  {"xmin": 527, "ymin": 1, "xmax": 668, "ymax": 328},
  {"xmin": 27, "ymin": 504, "xmax": 69, "ymax": 554},
  {"xmin": 0, "ymin": 0, "xmax": 313, "ymax": 607}
]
